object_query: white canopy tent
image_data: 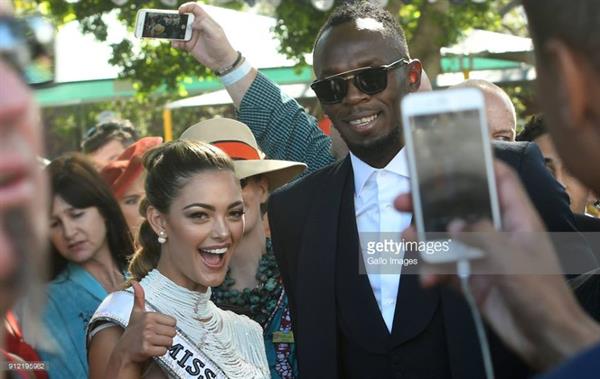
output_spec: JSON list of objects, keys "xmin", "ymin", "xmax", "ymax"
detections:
[
  {"xmin": 166, "ymin": 83, "xmax": 315, "ymax": 109},
  {"xmin": 437, "ymin": 28, "xmax": 535, "ymax": 87}
]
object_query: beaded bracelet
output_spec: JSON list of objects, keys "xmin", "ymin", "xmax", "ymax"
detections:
[
  {"xmin": 219, "ymin": 58, "xmax": 252, "ymax": 86},
  {"xmin": 214, "ymin": 51, "xmax": 243, "ymax": 76}
]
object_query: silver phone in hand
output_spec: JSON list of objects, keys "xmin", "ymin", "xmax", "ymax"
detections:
[{"xmin": 401, "ymin": 87, "xmax": 501, "ymax": 264}]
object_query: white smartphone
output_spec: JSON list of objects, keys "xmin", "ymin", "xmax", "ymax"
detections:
[
  {"xmin": 134, "ymin": 9, "xmax": 194, "ymax": 41},
  {"xmin": 401, "ymin": 88, "xmax": 501, "ymax": 264}
]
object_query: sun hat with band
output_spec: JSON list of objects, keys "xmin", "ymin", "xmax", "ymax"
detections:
[
  {"xmin": 100, "ymin": 136, "xmax": 163, "ymax": 198},
  {"xmin": 180, "ymin": 118, "xmax": 306, "ymax": 191}
]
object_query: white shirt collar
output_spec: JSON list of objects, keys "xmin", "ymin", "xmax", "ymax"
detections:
[{"xmin": 350, "ymin": 148, "xmax": 410, "ymax": 196}]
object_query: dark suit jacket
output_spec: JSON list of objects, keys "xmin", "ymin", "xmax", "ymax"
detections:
[
  {"xmin": 574, "ymin": 214, "xmax": 600, "ymax": 262},
  {"xmin": 572, "ymin": 268, "xmax": 600, "ymax": 323},
  {"xmin": 268, "ymin": 141, "xmax": 595, "ymax": 379},
  {"xmin": 574, "ymin": 214, "xmax": 600, "ymax": 233}
]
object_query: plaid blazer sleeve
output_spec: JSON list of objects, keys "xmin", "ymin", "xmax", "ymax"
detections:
[{"xmin": 237, "ymin": 71, "xmax": 335, "ymax": 176}]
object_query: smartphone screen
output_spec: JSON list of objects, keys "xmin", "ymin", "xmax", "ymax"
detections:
[
  {"xmin": 408, "ymin": 109, "xmax": 494, "ymax": 236},
  {"xmin": 142, "ymin": 12, "xmax": 189, "ymax": 39}
]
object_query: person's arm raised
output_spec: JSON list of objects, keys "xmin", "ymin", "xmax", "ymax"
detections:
[
  {"xmin": 172, "ymin": 2, "xmax": 257, "ymax": 108},
  {"xmin": 173, "ymin": 2, "xmax": 334, "ymax": 172}
]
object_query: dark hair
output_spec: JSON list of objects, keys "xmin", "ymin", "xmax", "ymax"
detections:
[
  {"xmin": 81, "ymin": 119, "xmax": 139, "ymax": 154},
  {"xmin": 516, "ymin": 114, "xmax": 547, "ymax": 142},
  {"xmin": 314, "ymin": 1, "xmax": 409, "ymax": 57},
  {"xmin": 46, "ymin": 153, "xmax": 134, "ymax": 279},
  {"xmin": 523, "ymin": 0, "xmax": 600, "ymax": 74},
  {"xmin": 129, "ymin": 140, "xmax": 235, "ymax": 282}
]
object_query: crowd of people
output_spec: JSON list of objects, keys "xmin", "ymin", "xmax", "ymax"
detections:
[{"xmin": 2, "ymin": 0, "xmax": 600, "ymax": 378}]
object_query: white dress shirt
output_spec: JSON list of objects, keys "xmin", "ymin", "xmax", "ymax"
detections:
[{"xmin": 351, "ymin": 149, "xmax": 412, "ymax": 333}]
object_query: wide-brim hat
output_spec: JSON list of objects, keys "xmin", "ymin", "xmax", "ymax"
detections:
[{"xmin": 180, "ymin": 118, "xmax": 306, "ymax": 191}]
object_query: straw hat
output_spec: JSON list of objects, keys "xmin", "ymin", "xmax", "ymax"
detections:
[{"xmin": 180, "ymin": 118, "xmax": 306, "ymax": 191}]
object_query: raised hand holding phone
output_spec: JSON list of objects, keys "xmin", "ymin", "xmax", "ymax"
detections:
[
  {"xmin": 171, "ymin": 2, "xmax": 239, "ymax": 74},
  {"xmin": 171, "ymin": 2, "xmax": 257, "ymax": 106},
  {"xmin": 135, "ymin": 9, "xmax": 195, "ymax": 41}
]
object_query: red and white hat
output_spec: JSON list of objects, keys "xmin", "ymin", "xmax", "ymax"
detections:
[{"xmin": 180, "ymin": 118, "xmax": 306, "ymax": 191}]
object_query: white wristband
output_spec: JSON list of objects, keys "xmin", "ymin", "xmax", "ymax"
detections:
[{"xmin": 219, "ymin": 59, "xmax": 252, "ymax": 87}]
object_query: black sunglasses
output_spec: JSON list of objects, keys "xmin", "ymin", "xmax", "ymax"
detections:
[{"xmin": 310, "ymin": 58, "xmax": 411, "ymax": 104}]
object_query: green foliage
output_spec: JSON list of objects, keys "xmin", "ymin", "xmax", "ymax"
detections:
[
  {"xmin": 18, "ymin": 0, "xmax": 531, "ymax": 155},
  {"xmin": 274, "ymin": 0, "xmax": 506, "ymax": 67},
  {"xmin": 273, "ymin": 1, "xmax": 328, "ymax": 67},
  {"xmin": 23, "ymin": 0, "xmax": 250, "ymax": 95},
  {"xmin": 434, "ymin": 2, "xmax": 501, "ymax": 46},
  {"xmin": 397, "ymin": 3, "xmax": 420, "ymax": 42},
  {"xmin": 34, "ymin": 0, "xmax": 198, "ymax": 94},
  {"xmin": 502, "ymin": 84, "xmax": 536, "ymax": 133},
  {"xmin": 20, "ymin": 0, "xmax": 524, "ymax": 96}
]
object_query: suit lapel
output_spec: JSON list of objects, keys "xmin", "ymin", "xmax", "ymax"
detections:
[
  {"xmin": 294, "ymin": 158, "xmax": 350, "ymax": 377},
  {"xmin": 390, "ymin": 271, "xmax": 440, "ymax": 345},
  {"xmin": 389, "ymin": 211, "xmax": 440, "ymax": 346}
]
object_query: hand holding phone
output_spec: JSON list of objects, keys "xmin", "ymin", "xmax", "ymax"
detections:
[
  {"xmin": 157, "ymin": 3, "xmax": 240, "ymax": 76},
  {"xmin": 401, "ymin": 88, "xmax": 501, "ymax": 263},
  {"xmin": 135, "ymin": 9, "xmax": 194, "ymax": 41}
]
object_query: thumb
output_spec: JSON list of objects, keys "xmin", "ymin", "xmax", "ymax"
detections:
[
  {"xmin": 394, "ymin": 192, "xmax": 413, "ymax": 213},
  {"xmin": 131, "ymin": 281, "xmax": 146, "ymax": 314}
]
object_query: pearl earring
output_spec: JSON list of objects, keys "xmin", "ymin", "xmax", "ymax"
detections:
[{"xmin": 158, "ymin": 231, "xmax": 167, "ymax": 244}]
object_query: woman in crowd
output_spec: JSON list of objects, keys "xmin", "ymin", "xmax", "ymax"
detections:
[
  {"xmin": 81, "ymin": 119, "xmax": 139, "ymax": 170},
  {"xmin": 87, "ymin": 140, "xmax": 270, "ymax": 379},
  {"xmin": 38, "ymin": 154, "xmax": 134, "ymax": 378},
  {"xmin": 101, "ymin": 136, "xmax": 163, "ymax": 237},
  {"xmin": 180, "ymin": 119, "xmax": 305, "ymax": 379}
]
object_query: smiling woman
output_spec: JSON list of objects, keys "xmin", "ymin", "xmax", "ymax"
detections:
[{"xmin": 87, "ymin": 140, "xmax": 270, "ymax": 379}]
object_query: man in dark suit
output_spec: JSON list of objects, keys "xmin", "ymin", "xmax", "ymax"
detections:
[
  {"xmin": 517, "ymin": 114, "xmax": 600, "ymax": 260},
  {"xmin": 268, "ymin": 2, "xmax": 595, "ymax": 379},
  {"xmin": 394, "ymin": 1, "xmax": 600, "ymax": 378},
  {"xmin": 517, "ymin": 114, "xmax": 595, "ymax": 217}
]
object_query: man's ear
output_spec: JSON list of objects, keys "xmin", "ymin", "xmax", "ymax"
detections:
[
  {"xmin": 146, "ymin": 205, "xmax": 167, "ymax": 235},
  {"xmin": 256, "ymin": 175, "xmax": 270, "ymax": 204},
  {"xmin": 407, "ymin": 59, "xmax": 423, "ymax": 92},
  {"xmin": 544, "ymin": 39, "xmax": 588, "ymax": 131}
]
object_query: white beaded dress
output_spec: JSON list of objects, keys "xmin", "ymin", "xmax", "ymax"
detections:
[{"xmin": 138, "ymin": 269, "xmax": 270, "ymax": 379}]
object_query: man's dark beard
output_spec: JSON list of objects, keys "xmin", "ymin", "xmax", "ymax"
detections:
[
  {"xmin": 347, "ymin": 124, "xmax": 404, "ymax": 166},
  {"xmin": 0, "ymin": 208, "xmax": 31, "ymax": 293}
]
